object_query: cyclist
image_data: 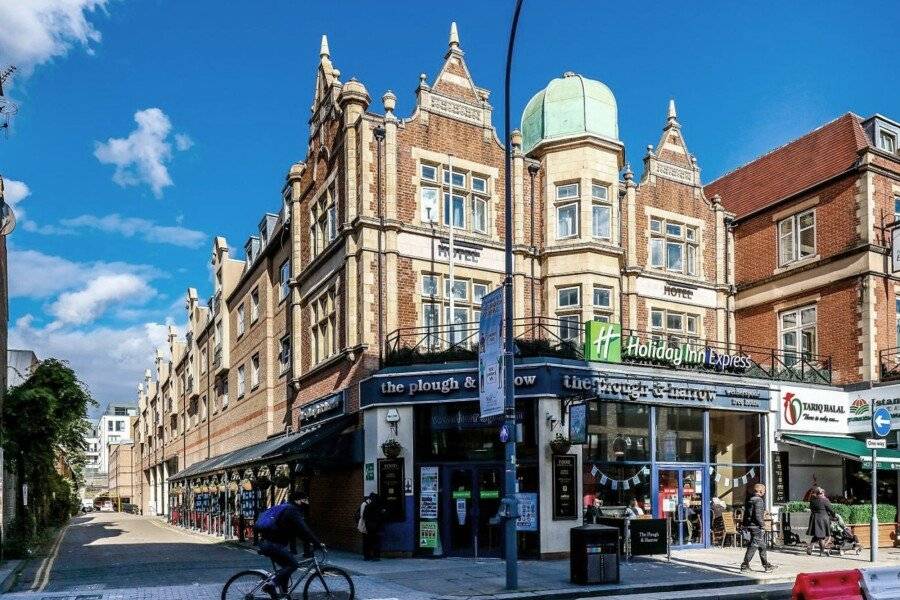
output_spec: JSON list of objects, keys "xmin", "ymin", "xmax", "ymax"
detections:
[{"xmin": 257, "ymin": 490, "xmax": 323, "ymax": 598}]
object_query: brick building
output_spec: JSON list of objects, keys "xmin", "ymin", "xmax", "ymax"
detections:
[
  {"xmin": 107, "ymin": 442, "xmax": 137, "ymax": 506},
  {"xmin": 706, "ymin": 113, "xmax": 900, "ymax": 386},
  {"xmin": 131, "ymin": 24, "xmax": 854, "ymax": 556}
]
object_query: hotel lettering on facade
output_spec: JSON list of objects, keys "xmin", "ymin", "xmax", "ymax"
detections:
[{"xmin": 127, "ymin": 24, "xmax": 900, "ymax": 557}]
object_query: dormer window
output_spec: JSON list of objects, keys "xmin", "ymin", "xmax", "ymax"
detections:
[
  {"xmin": 260, "ymin": 225, "xmax": 268, "ymax": 246},
  {"xmin": 879, "ymin": 130, "xmax": 897, "ymax": 154}
]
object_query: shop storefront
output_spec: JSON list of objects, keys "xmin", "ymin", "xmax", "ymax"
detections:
[{"xmin": 359, "ymin": 356, "xmax": 772, "ymax": 556}]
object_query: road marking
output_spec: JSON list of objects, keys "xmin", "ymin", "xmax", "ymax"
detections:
[{"xmin": 30, "ymin": 522, "xmax": 70, "ymax": 592}]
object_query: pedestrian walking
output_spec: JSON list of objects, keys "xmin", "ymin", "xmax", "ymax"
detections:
[
  {"xmin": 740, "ymin": 483, "xmax": 777, "ymax": 573},
  {"xmin": 583, "ymin": 497, "xmax": 605, "ymax": 524},
  {"xmin": 806, "ymin": 487, "xmax": 835, "ymax": 556},
  {"xmin": 357, "ymin": 492, "xmax": 385, "ymax": 561}
]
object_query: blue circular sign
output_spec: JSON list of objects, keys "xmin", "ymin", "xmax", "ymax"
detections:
[{"xmin": 873, "ymin": 407, "xmax": 892, "ymax": 438}]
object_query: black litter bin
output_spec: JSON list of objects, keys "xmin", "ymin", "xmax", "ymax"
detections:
[{"xmin": 570, "ymin": 524, "xmax": 620, "ymax": 584}]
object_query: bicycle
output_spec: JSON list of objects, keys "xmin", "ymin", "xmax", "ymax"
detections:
[{"xmin": 221, "ymin": 546, "xmax": 354, "ymax": 600}]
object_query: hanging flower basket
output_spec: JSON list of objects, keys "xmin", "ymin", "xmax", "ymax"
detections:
[
  {"xmin": 549, "ymin": 433, "xmax": 571, "ymax": 455},
  {"xmin": 381, "ymin": 438, "xmax": 403, "ymax": 458}
]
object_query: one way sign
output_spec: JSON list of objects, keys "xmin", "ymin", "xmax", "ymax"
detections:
[{"xmin": 873, "ymin": 407, "xmax": 893, "ymax": 438}]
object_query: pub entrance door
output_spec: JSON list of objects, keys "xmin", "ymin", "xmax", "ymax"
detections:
[
  {"xmin": 442, "ymin": 465, "xmax": 503, "ymax": 557},
  {"xmin": 656, "ymin": 467, "xmax": 707, "ymax": 548}
]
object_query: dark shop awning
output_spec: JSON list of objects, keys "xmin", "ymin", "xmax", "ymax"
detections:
[
  {"xmin": 170, "ymin": 415, "xmax": 357, "ymax": 481},
  {"xmin": 780, "ymin": 433, "xmax": 900, "ymax": 470}
]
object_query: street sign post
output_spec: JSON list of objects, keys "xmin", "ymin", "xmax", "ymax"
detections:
[{"xmin": 870, "ymin": 404, "xmax": 893, "ymax": 562}]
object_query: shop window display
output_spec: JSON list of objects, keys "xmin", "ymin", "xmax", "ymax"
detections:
[{"xmin": 655, "ymin": 406, "xmax": 703, "ymax": 462}]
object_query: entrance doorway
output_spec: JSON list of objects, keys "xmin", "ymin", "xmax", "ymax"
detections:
[
  {"xmin": 656, "ymin": 467, "xmax": 706, "ymax": 548},
  {"xmin": 443, "ymin": 465, "xmax": 503, "ymax": 557}
]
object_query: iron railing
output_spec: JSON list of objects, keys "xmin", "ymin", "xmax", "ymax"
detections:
[
  {"xmin": 383, "ymin": 316, "xmax": 832, "ymax": 384},
  {"xmin": 880, "ymin": 347, "xmax": 900, "ymax": 381}
]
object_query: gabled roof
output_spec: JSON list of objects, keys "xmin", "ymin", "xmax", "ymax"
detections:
[{"xmin": 705, "ymin": 113, "xmax": 870, "ymax": 220}]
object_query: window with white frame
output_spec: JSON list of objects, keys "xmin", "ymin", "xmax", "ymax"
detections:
[
  {"xmin": 419, "ymin": 162, "xmax": 490, "ymax": 234},
  {"xmin": 591, "ymin": 184, "xmax": 611, "ymax": 240},
  {"xmin": 236, "ymin": 304, "xmax": 245, "ymax": 336},
  {"xmin": 650, "ymin": 308, "xmax": 699, "ymax": 343},
  {"xmin": 592, "ymin": 285, "xmax": 612, "ymax": 321},
  {"xmin": 778, "ymin": 209, "xmax": 815, "ymax": 266},
  {"xmin": 880, "ymin": 130, "xmax": 897, "ymax": 154},
  {"xmin": 279, "ymin": 335, "xmax": 291, "ymax": 374},
  {"xmin": 251, "ymin": 354, "xmax": 260, "ymax": 389},
  {"xmin": 250, "ymin": 288, "xmax": 260, "ymax": 322},
  {"xmin": 310, "ymin": 180, "xmax": 339, "ymax": 257},
  {"xmin": 279, "ymin": 259, "xmax": 291, "ymax": 301},
  {"xmin": 555, "ymin": 182, "xmax": 580, "ymax": 239},
  {"xmin": 311, "ymin": 284, "xmax": 337, "ymax": 365},
  {"xmin": 237, "ymin": 365, "xmax": 246, "ymax": 398},
  {"xmin": 421, "ymin": 274, "xmax": 488, "ymax": 347},
  {"xmin": 556, "ymin": 285, "xmax": 581, "ymax": 341},
  {"xmin": 649, "ymin": 217, "xmax": 698, "ymax": 275},
  {"xmin": 894, "ymin": 196, "xmax": 900, "ymax": 222},
  {"xmin": 780, "ymin": 305, "xmax": 816, "ymax": 366}
]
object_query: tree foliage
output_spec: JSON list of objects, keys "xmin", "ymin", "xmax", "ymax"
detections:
[{"xmin": 2, "ymin": 358, "xmax": 96, "ymax": 552}]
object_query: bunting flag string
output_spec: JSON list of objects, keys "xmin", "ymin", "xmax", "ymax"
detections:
[
  {"xmin": 590, "ymin": 464, "xmax": 757, "ymax": 491},
  {"xmin": 589, "ymin": 464, "xmax": 651, "ymax": 489}
]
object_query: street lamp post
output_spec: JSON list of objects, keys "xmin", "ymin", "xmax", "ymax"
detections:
[{"xmin": 502, "ymin": 0, "xmax": 525, "ymax": 591}]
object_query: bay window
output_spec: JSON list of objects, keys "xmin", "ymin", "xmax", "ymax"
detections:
[
  {"xmin": 557, "ymin": 203, "xmax": 578, "ymax": 239},
  {"xmin": 591, "ymin": 184, "xmax": 611, "ymax": 240},
  {"xmin": 557, "ymin": 286, "xmax": 581, "ymax": 341},
  {"xmin": 592, "ymin": 285, "xmax": 612, "ymax": 321},
  {"xmin": 778, "ymin": 209, "xmax": 815, "ymax": 266}
]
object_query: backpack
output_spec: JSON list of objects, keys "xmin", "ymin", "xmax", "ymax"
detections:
[{"xmin": 255, "ymin": 502, "xmax": 291, "ymax": 536}]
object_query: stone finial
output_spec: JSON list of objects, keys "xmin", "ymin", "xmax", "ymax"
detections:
[
  {"xmin": 449, "ymin": 21, "xmax": 460, "ymax": 49},
  {"xmin": 646, "ymin": 144, "xmax": 654, "ymax": 157},
  {"xmin": 138, "ymin": 383, "xmax": 144, "ymax": 393},
  {"xmin": 711, "ymin": 193, "xmax": 721, "ymax": 206},
  {"xmin": 320, "ymin": 34, "xmax": 330, "ymax": 58},
  {"xmin": 510, "ymin": 129, "xmax": 522, "ymax": 148},
  {"xmin": 667, "ymin": 98, "xmax": 677, "ymax": 121},
  {"xmin": 382, "ymin": 90, "xmax": 396, "ymax": 115},
  {"xmin": 624, "ymin": 163, "xmax": 634, "ymax": 181},
  {"xmin": 144, "ymin": 369, "xmax": 151, "ymax": 379},
  {"xmin": 419, "ymin": 73, "xmax": 429, "ymax": 88}
]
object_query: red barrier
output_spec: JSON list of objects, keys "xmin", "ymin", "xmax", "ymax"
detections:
[{"xmin": 791, "ymin": 570, "xmax": 863, "ymax": 600}]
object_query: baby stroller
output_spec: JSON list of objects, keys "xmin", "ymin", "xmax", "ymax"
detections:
[{"xmin": 828, "ymin": 515, "xmax": 862, "ymax": 556}]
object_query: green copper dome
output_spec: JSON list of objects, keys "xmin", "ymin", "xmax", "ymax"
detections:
[{"xmin": 520, "ymin": 72, "xmax": 618, "ymax": 155}]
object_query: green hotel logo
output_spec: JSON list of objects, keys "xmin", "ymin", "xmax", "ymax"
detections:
[{"xmin": 585, "ymin": 321, "xmax": 622, "ymax": 363}]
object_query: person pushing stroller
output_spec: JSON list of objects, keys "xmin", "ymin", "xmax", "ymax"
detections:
[{"xmin": 828, "ymin": 513, "xmax": 861, "ymax": 556}]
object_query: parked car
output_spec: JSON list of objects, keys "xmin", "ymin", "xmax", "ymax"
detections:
[
  {"xmin": 99, "ymin": 501, "xmax": 114, "ymax": 512},
  {"xmin": 122, "ymin": 503, "xmax": 138, "ymax": 514},
  {"xmin": 80, "ymin": 499, "xmax": 94, "ymax": 513}
]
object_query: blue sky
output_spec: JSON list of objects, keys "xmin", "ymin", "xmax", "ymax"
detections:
[{"xmin": 1, "ymin": 0, "xmax": 898, "ymax": 415}]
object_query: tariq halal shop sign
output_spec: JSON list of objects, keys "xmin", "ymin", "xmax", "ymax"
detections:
[{"xmin": 584, "ymin": 321, "xmax": 753, "ymax": 374}]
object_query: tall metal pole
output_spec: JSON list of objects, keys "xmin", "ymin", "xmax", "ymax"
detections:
[
  {"xmin": 871, "ymin": 399, "xmax": 878, "ymax": 563},
  {"xmin": 503, "ymin": 0, "xmax": 525, "ymax": 590}
]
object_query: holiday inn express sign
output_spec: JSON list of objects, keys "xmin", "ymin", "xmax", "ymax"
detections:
[{"xmin": 584, "ymin": 321, "xmax": 754, "ymax": 373}]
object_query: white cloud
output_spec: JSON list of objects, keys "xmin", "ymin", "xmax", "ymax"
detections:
[
  {"xmin": 60, "ymin": 213, "xmax": 207, "ymax": 247},
  {"xmin": 0, "ymin": 0, "xmax": 109, "ymax": 76},
  {"xmin": 48, "ymin": 273, "xmax": 154, "ymax": 326},
  {"xmin": 10, "ymin": 314, "xmax": 177, "ymax": 407},
  {"xmin": 174, "ymin": 133, "xmax": 194, "ymax": 151},
  {"xmin": 8, "ymin": 248, "xmax": 159, "ymax": 298},
  {"xmin": 94, "ymin": 108, "xmax": 193, "ymax": 198}
]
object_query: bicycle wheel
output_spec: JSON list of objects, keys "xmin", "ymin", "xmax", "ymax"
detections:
[
  {"xmin": 303, "ymin": 566, "xmax": 355, "ymax": 600},
  {"xmin": 222, "ymin": 570, "xmax": 271, "ymax": 600}
]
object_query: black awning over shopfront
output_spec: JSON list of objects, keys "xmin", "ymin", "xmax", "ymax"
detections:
[{"xmin": 170, "ymin": 414, "xmax": 359, "ymax": 481}]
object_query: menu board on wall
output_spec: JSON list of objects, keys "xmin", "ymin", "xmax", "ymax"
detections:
[
  {"xmin": 771, "ymin": 450, "xmax": 790, "ymax": 504},
  {"xmin": 552, "ymin": 454, "xmax": 577, "ymax": 520},
  {"xmin": 378, "ymin": 458, "xmax": 405, "ymax": 522}
]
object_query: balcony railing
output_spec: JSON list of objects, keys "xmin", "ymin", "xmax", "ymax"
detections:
[
  {"xmin": 384, "ymin": 316, "xmax": 832, "ymax": 384},
  {"xmin": 880, "ymin": 347, "xmax": 900, "ymax": 381}
]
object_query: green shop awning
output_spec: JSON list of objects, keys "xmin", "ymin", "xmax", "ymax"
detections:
[{"xmin": 780, "ymin": 434, "xmax": 900, "ymax": 470}]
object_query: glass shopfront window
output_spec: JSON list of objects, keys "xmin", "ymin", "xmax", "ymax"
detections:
[
  {"xmin": 582, "ymin": 463, "xmax": 651, "ymax": 515},
  {"xmin": 414, "ymin": 401, "xmax": 536, "ymax": 462},
  {"xmin": 655, "ymin": 406, "xmax": 704, "ymax": 462},
  {"xmin": 709, "ymin": 411, "xmax": 761, "ymax": 465},
  {"xmin": 586, "ymin": 402, "xmax": 650, "ymax": 463}
]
